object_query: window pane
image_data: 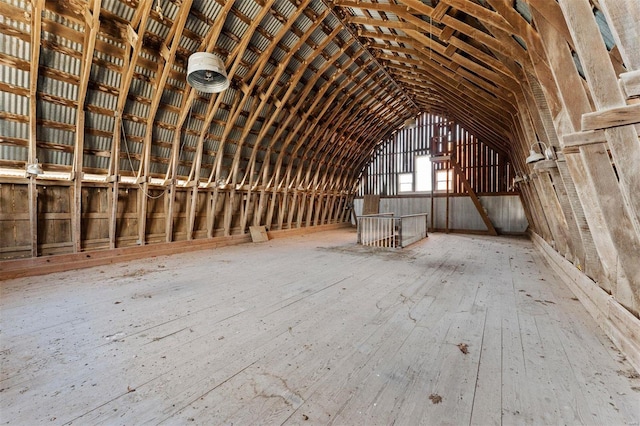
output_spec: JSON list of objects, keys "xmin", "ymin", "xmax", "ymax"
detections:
[
  {"xmin": 398, "ymin": 173, "xmax": 413, "ymax": 193},
  {"xmin": 415, "ymin": 156, "xmax": 432, "ymax": 191},
  {"xmin": 435, "ymin": 169, "xmax": 452, "ymax": 191}
]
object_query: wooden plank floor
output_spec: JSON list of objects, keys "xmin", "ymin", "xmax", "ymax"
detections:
[{"xmin": 1, "ymin": 229, "xmax": 639, "ymax": 425}]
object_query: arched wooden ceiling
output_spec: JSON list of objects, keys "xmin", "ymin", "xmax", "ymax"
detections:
[{"xmin": 0, "ymin": 0, "xmax": 622, "ymax": 192}]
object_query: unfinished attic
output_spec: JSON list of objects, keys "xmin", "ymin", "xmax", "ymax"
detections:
[{"xmin": 1, "ymin": 0, "xmax": 639, "ymax": 423}]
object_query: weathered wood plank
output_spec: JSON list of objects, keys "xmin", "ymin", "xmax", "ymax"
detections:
[
  {"xmin": 581, "ymin": 103, "xmax": 640, "ymax": 131},
  {"xmin": 620, "ymin": 70, "xmax": 640, "ymax": 99},
  {"xmin": 558, "ymin": 0, "xmax": 640, "ymax": 237},
  {"xmin": 598, "ymin": 0, "xmax": 640, "ymax": 70},
  {"xmin": 562, "ymin": 129, "xmax": 607, "ymax": 148},
  {"xmin": 1, "ymin": 231, "xmax": 638, "ymax": 424}
]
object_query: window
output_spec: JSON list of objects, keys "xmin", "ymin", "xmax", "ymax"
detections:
[
  {"xmin": 435, "ymin": 169, "xmax": 453, "ymax": 191},
  {"xmin": 415, "ymin": 155, "xmax": 432, "ymax": 192},
  {"xmin": 398, "ymin": 173, "xmax": 413, "ymax": 193}
]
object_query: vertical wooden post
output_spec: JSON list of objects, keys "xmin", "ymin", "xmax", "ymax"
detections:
[
  {"xmin": 254, "ymin": 189, "xmax": 266, "ymax": 227},
  {"xmin": 224, "ymin": 190, "xmax": 235, "ymax": 236},
  {"xmin": 296, "ymin": 192, "xmax": 306, "ymax": 229},
  {"xmin": 137, "ymin": 0, "xmax": 193, "ymax": 245},
  {"xmin": 430, "ymin": 159, "xmax": 435, "ymax": 231},
  {"xmin": 445, "ymin": 166, "xmax": 450, "ymax": 233},
  {"xmin": 268, "ymin": 188, "xmax": 280, "ymax": 229},
  {"xmin": 287, "ymin": 191, "xmax": 297, "ymax": 230},
  {"xmin": 72, "ymin": 0, "xmax": 101, "ymax": 253},
  {"xmin": 108, "ymin": 0, "xmax": 154, "ymax": 249},
  {"xmin": 28, "ymin": 0, "xmax": 44, "ymax": 258},
  {"xmin": 72, "ymin": 112, "xmax": 85, "ymax": 253},
  {"xmin": 207, "ymin": 188, "xmax": 220, "ymax": 238}
]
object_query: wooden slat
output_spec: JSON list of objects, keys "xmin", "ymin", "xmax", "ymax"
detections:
[
  {"xmin": 597, "ymin": 0, "xmax": 640, "ymax": 70},
  {"xmin": 558, "ymin": 0, "xmax": 640, "ymax": 236},
  {"xmin": 619, "ymin": 70, "xmax": 640, "ymax": 99},
  {"xmin": 581, "ymin": 103, "xmax": 640, "ymax": 131},
  {"xmin": 562, "ymin": 130, "xmax": 607, "ymax": 149}
]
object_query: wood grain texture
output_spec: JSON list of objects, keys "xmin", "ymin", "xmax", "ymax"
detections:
[
  {"xmin": 581, "ymin": 103, "xmax": 640, "ymax": 131},
  {"xmin": 1, "ymin": 229, "xmax": 638, "ymax": 424}
]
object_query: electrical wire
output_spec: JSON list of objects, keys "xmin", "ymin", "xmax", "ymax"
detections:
[{"xmin": 120, "ymin": 118, "xmax": 165, "ymax": 199}]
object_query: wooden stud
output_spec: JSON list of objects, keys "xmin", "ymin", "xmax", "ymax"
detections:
[
  {"xmin": 72, "ymin": 0, "xmax": 102, "ymax": 253},
  {"xmin": 107, "ymin": 0, "xmax": 154, "ymax": 249},
  {"xmin": 136, "ymin": 0, "xmax": 193, "ymax": 245},
  {"xmin": 27, "ymin": 0, "xmax": 45, "ymax": 258}
]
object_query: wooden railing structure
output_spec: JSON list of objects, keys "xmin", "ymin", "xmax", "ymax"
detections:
[
  {"xmin": 397, "ymin": 213, "xmax": 429, "ymax": 247},
  {"xmin": 356, "ymin": 213, "xmax": 428, "ymax": 248}
]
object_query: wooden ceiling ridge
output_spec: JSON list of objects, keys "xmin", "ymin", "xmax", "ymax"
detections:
[
  {"xmin": 324, "ymin": 0, "xmax": 420, "ymax": 114},
  {"xmin": 383, "ymin": 60, "xmax": 512, "ymax": 120}
]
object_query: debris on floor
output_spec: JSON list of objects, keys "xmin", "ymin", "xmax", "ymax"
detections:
[{"xmin": 429, "ymin": 394, "xmax": 442, "ymax": 404}]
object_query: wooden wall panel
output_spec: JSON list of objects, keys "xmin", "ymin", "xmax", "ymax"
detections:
[
  {"xmin": 359, "ymin": 112, "xmax": 508, "ymax": 197},
  {"xmin": 228, "ymin": 191, "xmax": 242, "ymax": 234},
  {"xmin": 37, "ymin": 186, "xmax": 72, "ymax": 256},
  {"xmin": 0, "ymin": 181, "xmax": 351, "ymax": 259},
  {"xmin": 116, "ymin": 187, "xmax": 139, "ymax": 247},
  {"xmin": 210, "ymin": 191, "xmax": 228, "ymax": 237},
  {"xmin": 0, "ymin": 183, "xmax": 31, "ymax": 259},
  {"xmin": 193, "ymin": 191, "xmax": 208, "ymax": 238},
  {"xmin": 172, "ymin": 189, "xmax": 188, "ymax": 241},
  {"xmin": 81, "ymin": 186, "xmax": 109, "ymax": 251},
  {"xmin": 145, "ymin": 189, "xmax": 167, "ymax": 244}
]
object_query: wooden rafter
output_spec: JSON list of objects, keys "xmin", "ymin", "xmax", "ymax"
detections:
[
  {"xmin": 136, "ymin": 0, "xmax": 193, "ymax": 245},
  {"xmin": 107, "ymin": 0, "xmax": 154, "ymax": 249},
  {"xmin": 71, "ymin": 0, "xmax": 102, "ymax": 253}
]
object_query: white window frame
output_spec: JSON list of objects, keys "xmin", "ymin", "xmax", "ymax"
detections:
[
  {"xmin": 398, "ymin": 173, "xmax": 413, "ymax": 193},
  {"xmin": 435, "ymin": 169, "xmax": 453, "ymax": 192},
  {"xmin": 415, "ymin": 155, "xmax": 432, "ymax": 192}
]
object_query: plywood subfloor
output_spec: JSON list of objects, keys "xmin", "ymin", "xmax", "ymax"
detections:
[{"xmin": 1, "ymin": 229, "xmax": 639, "ymax": 425}]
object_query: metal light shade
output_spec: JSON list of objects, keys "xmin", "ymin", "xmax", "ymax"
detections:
[
  {"xmin": 544, "ymin": 146, "xmax": 556, "ymax": 160},
  {"xmin": 26, "ymin": 159, "xmax": 43, "ymax": 176},
  {"xmin": 404, "ymin": 118, "xmax": 417, "ymax": 129},
  {"xmin": 526, "ymin": 149, "xmax": 545, "ymax": 164},
  {"xmin": 187, "ymin": 52, "xmax": 229, "ymax": 93}
]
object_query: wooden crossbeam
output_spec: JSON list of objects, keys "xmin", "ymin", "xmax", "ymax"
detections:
[{"xmin": 581, "ymin": 104, "xmax": 640, "ymax": 132}]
